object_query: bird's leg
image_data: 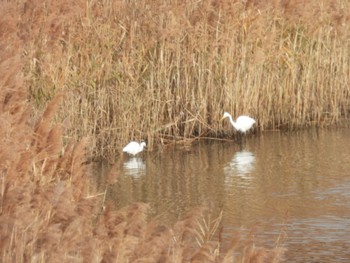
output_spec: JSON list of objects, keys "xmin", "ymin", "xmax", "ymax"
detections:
[
  {"xmin": 243, "ymin": 133, "xmax": 247, "ymax": 143},
  {"xmin": 236, "ymin": 132, "xmax": 242, "ymax": 144},
  {"xmin": 238, "ymin": 137, "xmax": 243, "ymax": 150},
  {"xmin": 236, "ymin": 132, "xmax": 245, "ymax": 149},
  {"xmin": 237, "ymin": 132, "xmax": 243, "ymax": 151}
]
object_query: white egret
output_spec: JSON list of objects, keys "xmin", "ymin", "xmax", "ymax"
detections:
[
  {"xmin": 221, "ymin": 112, "xmax": 256, "ymax": 133},
  {"xmin": 123, "ymin": 141, "xmax": 146, "ymax": 156}
]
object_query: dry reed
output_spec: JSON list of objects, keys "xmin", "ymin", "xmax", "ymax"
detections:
[
  {"xmin": 19, "ymin": 0, "xmax": 350, "ymax": 158},
  {"xmin": 1, "ymin": 2, "xmax": 286, "ymax": 262}
]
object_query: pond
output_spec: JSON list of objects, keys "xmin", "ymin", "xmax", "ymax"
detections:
[{"xmin": 95, "ymin": 129, "xmax": 350, "ymax": 262}]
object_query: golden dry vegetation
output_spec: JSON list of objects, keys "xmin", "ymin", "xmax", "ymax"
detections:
[
  {"xmin": 0, "ymin": 0, "xmax": 349, "ymax": 261},
  {"xmin": 0, "ymin": 88, "xmax": 285, "ymax": 261},
  {"xmin": 22, "ymin": 0, "xmax": 350, "ymax": 158}
]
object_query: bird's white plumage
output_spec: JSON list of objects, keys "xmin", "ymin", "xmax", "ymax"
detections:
[
  {"xmin": 221, "ymin": 112, "xmax": 256, "ymax": 133},
  {"xmin": 123, "ymin": 141, "xmax": 146, "ymax": 156}
]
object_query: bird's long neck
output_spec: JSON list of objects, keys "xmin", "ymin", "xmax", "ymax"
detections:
[{"xmin": 228, "ymin": 115, "xmax": 239, "ymax": 130}]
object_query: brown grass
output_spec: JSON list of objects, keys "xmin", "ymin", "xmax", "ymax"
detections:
[
  {"xmin": 18, "ymin": 0, "xmax": 350, "ymax": 158},
  {"xmin": 1, "ymin": 2, "xmax": 286, "ymax": 262}
]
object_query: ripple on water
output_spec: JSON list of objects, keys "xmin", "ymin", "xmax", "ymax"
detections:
[{"xmin": 99, "ymin": 129, "xmax": 350, "ymax": 262}]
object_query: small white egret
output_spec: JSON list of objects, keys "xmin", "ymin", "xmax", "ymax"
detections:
[
  {"xmin": 123, "ymin": 141, "xmax": 146, "ymax": 156},
  {"xmin": 221, "ymin": 112, "xmax": 256, "ymax": 133}
]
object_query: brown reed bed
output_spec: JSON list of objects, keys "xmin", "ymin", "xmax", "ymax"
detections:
[
  {"xmin": 0, "ymin": 91, "xmax": 286, "ymax": 262},
  {"xmin": 19, "ymin": 0, "xmax": 350, "ymax": 158},
  {"xmin": 2, "ymin": 1, "xmax": 348, "ymax": 259},
  {"xmin": 1, "ymin": 2, "xmax": 286, "ymax": 262}
]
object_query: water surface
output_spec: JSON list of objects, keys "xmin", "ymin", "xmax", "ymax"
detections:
[{"xmin": 96, "ymin": 129, "xmax": 350, "ymax": 262}]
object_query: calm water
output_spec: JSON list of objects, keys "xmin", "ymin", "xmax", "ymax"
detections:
[{"xmin": 95, "ymin": 129, "xmax": 350, "ymax": 262}]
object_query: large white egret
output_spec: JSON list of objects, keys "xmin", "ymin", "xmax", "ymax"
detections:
[
  {"xmin": 221, "ymin": 112, "xmax": 256, "ymax": 133},
  {"xmin": 123, "ymin": 141, "xmax": 146, "ymax": 156}
]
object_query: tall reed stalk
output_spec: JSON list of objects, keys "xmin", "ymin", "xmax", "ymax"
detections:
[{"xmin": 25, "ymin": 0, "xmax": 350, "ymax": 158}]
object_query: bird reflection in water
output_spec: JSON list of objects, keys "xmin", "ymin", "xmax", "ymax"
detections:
[
  {"xmin": 224, "ymin": 151, "xmax": 256, "ymax": 187},
  {"xmin": 123, "ymin": 157, "xmax": 146, "ymax": 178}
]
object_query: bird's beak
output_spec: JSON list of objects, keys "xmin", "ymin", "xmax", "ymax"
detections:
[{"xmin": 220, "ymin": 116, "xmax": 225, "ymax": 121}]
